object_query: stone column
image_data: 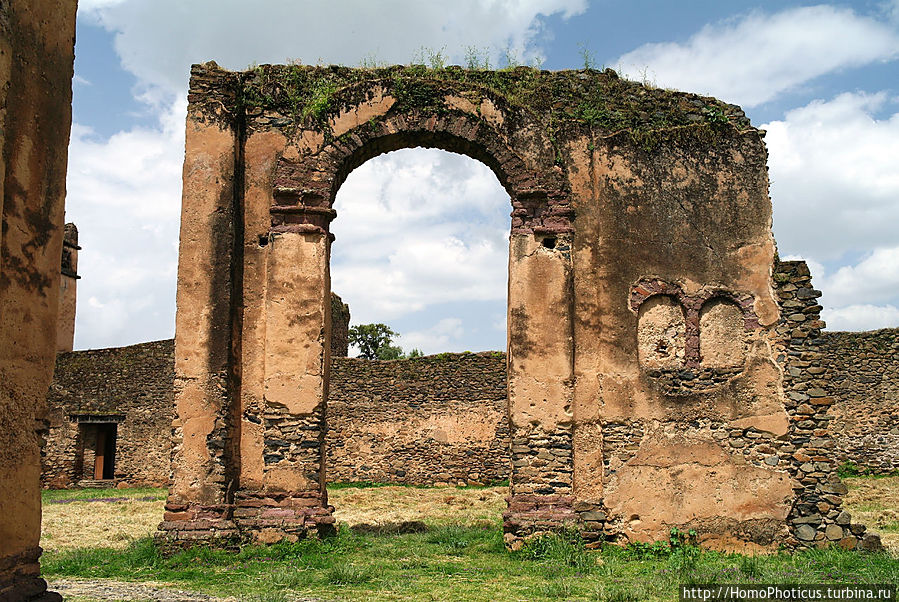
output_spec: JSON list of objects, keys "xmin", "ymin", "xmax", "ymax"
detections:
[
  {"xmin": 158, "ymin": 71, "xmax": 241, "ymax": 544},
  {"xmin": 0, "ymin": 1, "xmax": 75, "ymax": 599},
  {"xmin": 230, "ymin": 227, "xmax": 335, "ymax": 543},
  {"xmin": 503, "ymin": 232, "xmax": 577, "ymax": 545}
]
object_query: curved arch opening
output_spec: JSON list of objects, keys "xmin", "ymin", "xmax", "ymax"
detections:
[
  {"xmin": 325, "ymin": 147, "xmax": 511, "ymax": 494},
  {"xmin": 331, "ymin": 130, "xmax": 521, "ymax": 208}
]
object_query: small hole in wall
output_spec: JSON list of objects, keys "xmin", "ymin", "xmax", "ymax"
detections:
[
  {"xmin": 258, "ymin": 234, "xmax": 269, "ymax": 247},
  {"xmin": 541, "ymin": 237, "xmax": 557, "ymax": 249}
]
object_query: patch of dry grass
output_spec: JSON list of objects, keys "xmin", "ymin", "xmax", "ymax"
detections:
[
  {"xmin": 843, "ymin": 476, "xmax": 899, "ymax": 553},
  {"xmin": 40, "ymin": 485, "xmax": 508, "ymax": 551},
  {"xmin": 41, "ymin": 497, "xmax": 165, "ymax": 551},
  {"xmin": 330, "ymin": 485, "xmax": 507, "ymax": 530},
  {"xmin": 42, "ymin": 478, "xmax": 896, "ymax": 555}
]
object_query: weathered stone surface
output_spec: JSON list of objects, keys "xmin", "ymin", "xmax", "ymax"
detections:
[
  {"xmin": 823, "ymin": 329, "xmax": 899, "ymax": 473},
  {"xmin": 1, "ymin": 0, "xmax": 77, "ymax": 598},
  {"xmin": 795, "ymin": 524, "xmax": 817, "ymax": 541},
  {"xmin": 825, "ymin": 523, "xmax": 844, "ymax": 541},
  {"xmin": 34, "ymin": 62, "xmax": 882, "ymax": 553},
  {"xmin": 42, "ymin": 341, "xmax": 174, "ymax": 488}
]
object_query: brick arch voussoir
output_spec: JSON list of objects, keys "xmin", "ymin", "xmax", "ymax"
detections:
[{"xmin": 270, "ymin": 110, "xmax": 573, "ymax": 237}]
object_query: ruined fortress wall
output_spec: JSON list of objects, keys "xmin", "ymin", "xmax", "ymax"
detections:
[
  {"xmin": 42, "ymin": 340, "xmax": 175, "ymax": 489},
  {"xmin": 43, "ymin": 346, "xmax": 510, "ymax": 488},
  {"xmin": 0, "ymin": 1, "xmax": 76, "ymax": 599},
  {"xmin": 326, "ymin": 353, "xmax": 509, "ymax": 485},
  {"xmin": 823, "ymin": 329, "xmax": 899, "ymax": 473}
]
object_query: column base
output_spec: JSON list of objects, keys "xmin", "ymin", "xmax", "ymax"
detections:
[
  {"xmin": 502, "ymin": 494, "xmax": 578, "ymax": 549},
  {"xmin": 0, "ymin": 548, "xmax": 62, "ymax": 602},
  {"xmin": 233, "ymin": 490, "xmax": 335, "ymax": 544},
  {"xmin": 157, "ymin": 491, "xmax": 335, "ymax": 548}
]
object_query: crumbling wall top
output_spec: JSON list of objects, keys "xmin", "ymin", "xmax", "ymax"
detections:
[{"xmin": 187, "ymin": 61, "xmax": 755, "ymax": 147}]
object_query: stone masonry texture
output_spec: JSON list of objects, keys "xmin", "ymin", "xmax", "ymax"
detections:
[
  {"xmin": 43, "ymin": 262, "xmax": 894, "ymax": 551},
  {"xmin": 822, "ymin": 330, "xmax": 899, "ymax": 473},
  {"xmin": 0, "ymin": 1, "xmax": 77, "ymax": 600},
  {"xmin": 43, "ymin": 348, "xmax": 509, "ymax": 489},
  {"xmin": 327, "ymin": 352, "xmax": 509, "ymax": 485},
  {"xmin": 42, "ymin": 340, "xmax": 175, "ymax": 489}
]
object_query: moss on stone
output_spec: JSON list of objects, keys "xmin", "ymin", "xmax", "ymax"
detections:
[{"xmin": 227, "ymin": 63, "xmax": 753, "ymax": 151}]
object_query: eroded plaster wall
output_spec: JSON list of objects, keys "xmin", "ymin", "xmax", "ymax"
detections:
[
  {"xmin": 566, "ymin": 128, "xmax": 792, "ymax": 551},
  {"xmin": 327, "ymin": 353, "xmax": 509, "ymax": 486},
  {"xmin": 0, "ymin": 1, "xmax": 76, "ymax": 599},
  {"xmin": 160, "ymin": 62, "xmax": 874, "ymax": 551}
]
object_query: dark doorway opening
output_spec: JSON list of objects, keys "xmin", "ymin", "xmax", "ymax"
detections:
[
  {"xmin": 93, "ymin": 423, "xmax": 116, "ymax": 480},
  {"xmin": 73, "ymin": 416, "xmax": 122, "ymax": 483}
]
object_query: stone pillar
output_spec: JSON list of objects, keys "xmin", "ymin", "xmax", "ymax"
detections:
[
  {"xmin": 503, "ymin": 232, "xmax": 577, "ymax": 545},
  {"xmin": 158, "ymin": 69, "xmax": 241, "ymax": 543},
  {"xmin": 56, "ymin": 223, "xmax": 80, "ymax": 353},
  {"xmin": 0, "ymin": 1, "xmax": 76, "ymax": 600},
  {"xmin": 229, "ymin": 229, "xmax": 335, "ymax": 542}
]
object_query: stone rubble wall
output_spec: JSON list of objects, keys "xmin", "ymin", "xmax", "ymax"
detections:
[
  {"xmin": 822, "ymin": 329, "xmax": 899, "ymax": 473},
  {"xmin": 42, "ymin": 346, "xmax": 511, "ymax": 488},
  {"xmin": 326, "ymin": 353, "xmax": 510, "ymax": 485},
  {"xmin": 42, "ymin": 340, "xmax": 175, "ymax": 488},
  {"xmin": 42, "ymin": 317, "xmax": 899, "ymax": 497},
  {"xmin": 773, "ymin": 261, "xmax": 878, "ymax": 550}
]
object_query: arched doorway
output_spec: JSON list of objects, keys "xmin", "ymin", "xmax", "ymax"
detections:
[
  {"xmin": 160, "ymin": 64, "xmax": 576, "ymax": 546},
  {"xmin": 326, "ymin": 147, "xmax": 511, "ymax": 490}
]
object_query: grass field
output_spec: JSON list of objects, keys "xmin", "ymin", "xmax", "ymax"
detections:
[{"xmin": 39, "ymin": 478, "xmax": 899, "ymax": 601}]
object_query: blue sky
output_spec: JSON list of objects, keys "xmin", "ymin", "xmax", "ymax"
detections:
[{"xmin": 67, "ymin": 0, "xmax": 899, "ymax": 353}]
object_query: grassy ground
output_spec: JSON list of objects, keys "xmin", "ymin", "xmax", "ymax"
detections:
[
  {"xmin": 843, "ymin": 476, "xmax": 899, "ymax": 552},
  {"xmin": 41, "ymin": 487, "xmax": 166, "ymax": 551},
  {"xmin": 39, "ymin": 479, "xmax": 899, "ymax": 601}
]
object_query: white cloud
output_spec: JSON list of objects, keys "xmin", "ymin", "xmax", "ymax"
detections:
[
  {"xmin": 331, "ymin": 149, "xmax": 509, "ymax": 324},
  {"xmin": 81, "ymin": 0, "xmax": 587, "ymax": 102},
  {"xmin": 615, "ymin": 5, "xmax": 899, "ymax": 107},
  {"xmin": 396, "ymin": 318, "xmax": 466, "ymax": 355},
  {"xmin": 822, "ymin": 304, "xmax": 899, "ymax": 331},
  {"xmin": 67, "ymin": 100, "xmax": 185, "ymax": 349},
  {"xmin": 764, "ymin": 92, "xmax": 899, "ymax": 262},
  {"xmin": 820, "ymin": 247, "xmax": 899, "ymax": 307},
  {"xmin": 67, "ymin": 0, "xmax": 586, "ymax": 350},
  {"xmin": 780, "ymin": 247, "xmax": 899, "ymax": 332}
]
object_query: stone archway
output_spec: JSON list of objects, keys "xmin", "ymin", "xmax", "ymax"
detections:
[{"xmin": 160, "ymin": 63, "xmax": 863, "ymax": 551}]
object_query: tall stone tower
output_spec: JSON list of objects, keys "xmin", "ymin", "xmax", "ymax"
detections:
[{"xmin": 56, "ymin": 222, "xmax": 79, "ymax": 353}]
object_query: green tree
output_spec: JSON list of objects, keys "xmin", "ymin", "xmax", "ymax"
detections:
[
  {"xmin": 348, "ymin": 323, "xmax": 398, "ymax": 360},
  {"xmin": 376, "ymin": 343, "xmax": 404, "ymax": 360}
]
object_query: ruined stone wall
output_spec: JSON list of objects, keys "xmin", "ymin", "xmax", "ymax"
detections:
[
  {"xmin": 330, "ymin": 292, "xmax": 350, "ymax": 358},
  {"xmin": 55, "ymin": 223, "xmax": 79, "ymax": 353},
  {"xmin": 772, "ymin": 261, "xmax": 877, "ymax": 550},
  {"xmin": 0, "ymin": 1, "xmax": 77, "ymax": 599},
  {"xmin": 823, "ymin": 329, "xmax": 899, "ymax": 473},
  {"xmin": 43, "ymin": 345, "xmax": 510, "ymax": 488},
  {"xmin": 326, "ymin": 353, "xmax": 509, "ymax": 485},
  {"xmin": 42, "ymin": 340, "xmax": 174, "ymax": 488}
]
